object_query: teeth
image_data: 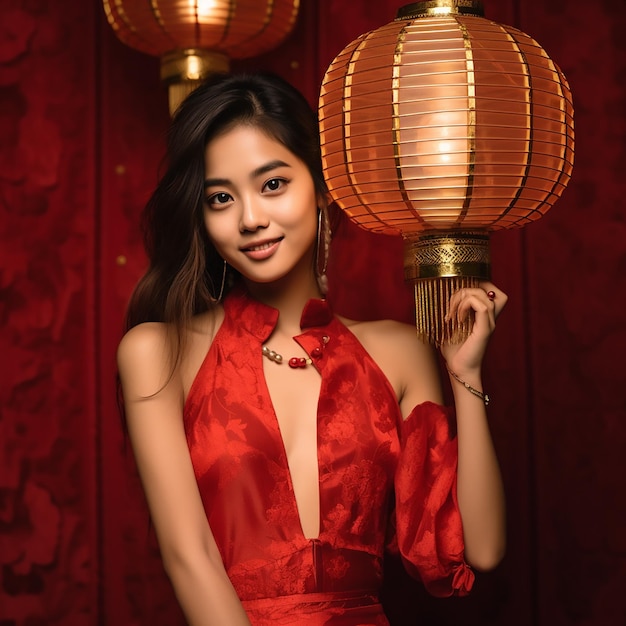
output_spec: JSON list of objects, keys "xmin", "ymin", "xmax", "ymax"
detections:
[{"xmin": 249, "ymin": 241, "xmax": 275, "ymax": 251}]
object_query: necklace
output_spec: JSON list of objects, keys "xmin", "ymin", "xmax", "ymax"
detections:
[
  {"xmin": 262, "ymin": 335, "xmax": 330, "ymax": 369},
  {"xmin": 262, "ymin": 346, "xmax": 311, "ymax": 368}
]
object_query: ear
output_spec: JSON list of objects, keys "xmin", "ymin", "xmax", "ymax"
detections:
[{"xmin": 316, "ymin": 191, "xmax": 330, "ymax": 210}]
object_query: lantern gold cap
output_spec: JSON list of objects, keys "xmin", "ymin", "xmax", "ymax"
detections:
[
  {"xmin": 396, "ymin": 0, "xmax": 484, "ymax": 20},
  {"xmin": 404, "ymin": 232, "xmax": 491, "ymax": 282}
]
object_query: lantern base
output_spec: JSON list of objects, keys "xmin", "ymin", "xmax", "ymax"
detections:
[
  {"xmin": 161, "ymin": 49, "xmax": 230, "ymax": 115},
  {"xmin": 405, "ymin": 231, "xmax": 491, "ymax": 345}
]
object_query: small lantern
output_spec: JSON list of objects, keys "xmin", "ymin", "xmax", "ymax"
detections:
[
  {"xmin": 103, "ymin": 0, "xmax": 300, "ymax": 115},
  {"xmin": 319, "ymin": 0, "xmax": 574, "ymax": 344}
]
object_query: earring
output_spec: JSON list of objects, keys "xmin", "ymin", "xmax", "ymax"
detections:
[
  {"xmin": 316, "ymin": 207, "xmax": 331, "ymax": 295},
  {"xmin": 211, "ymin": 259, "xmax": 227, "ymax": 303}
]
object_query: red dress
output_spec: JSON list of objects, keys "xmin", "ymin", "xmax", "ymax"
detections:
[{"xmin": 184, "ymin": 287, "xmax": 474, "ymax": 625}]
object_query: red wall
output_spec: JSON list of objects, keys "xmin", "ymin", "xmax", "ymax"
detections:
[
  {"xmin": 1, "ymin": 1, "xmax": 624, "ymax": 625},
  {"xmin": 0, "ymin": 1, "xmax": 99, "ymax": 623}
]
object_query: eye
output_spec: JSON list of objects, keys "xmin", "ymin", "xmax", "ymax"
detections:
[
  {"xmin": 263, "ymin": 178, "xmax": 287, "ymax": 193},
  {"xmin": 206, "ymin": 191, "xmax": 232, "ymax": 209}
]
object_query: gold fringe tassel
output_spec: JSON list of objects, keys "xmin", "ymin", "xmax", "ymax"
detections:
[{"xmin": 415, "ymin": 276, "xmax": 479, "ymax": 346}]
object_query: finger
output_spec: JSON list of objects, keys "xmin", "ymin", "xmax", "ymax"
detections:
[
  {"xmin": 478, "ymin": 281, "xmax": 508, "ymax": 318},
  {"xmin": 456, "ymin": 293, "xmax": 495, "ymax": 329},
  {"xmin": 446, "ymin": 286, "xmax": 493, "ymax": 322},
  {"xmin": 445, "ymin": 287, "xmax": 470, "ymax": 322}
]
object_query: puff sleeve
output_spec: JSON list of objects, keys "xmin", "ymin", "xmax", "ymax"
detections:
[{"xmin": 393, "ymin": 401, "xmax": 475, "ymax": 597}]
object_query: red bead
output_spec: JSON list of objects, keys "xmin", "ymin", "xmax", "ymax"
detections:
[
  {"xmin": 311, "ymin": 347, "xmax": 322, "ymax": 358},
  {"xmin": 288, "ymin": 357, "xmax": 308, "ymax": 368}
]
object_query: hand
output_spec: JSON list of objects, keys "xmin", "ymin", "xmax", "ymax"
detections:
[{"xmin": 439, "ymin": 281, "xmax": 507, "ymax": 376}]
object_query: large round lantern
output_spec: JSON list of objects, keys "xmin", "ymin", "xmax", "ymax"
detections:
[
  {"xmin": 319, "ymin": 0, "xmax": 574, "ymax": 344},
  {"xmin": 103, "ymin": 0, "xmax": 300, "ymax": 114}
]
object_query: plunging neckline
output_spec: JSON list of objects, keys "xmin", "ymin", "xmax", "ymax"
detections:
[
  {"xmin": 260, "ymin": 352, "xmax": 324, "ymax": 542},
  {"xmin": 257, "ymin": 296, "xmax": 334, "ymax": 543}
]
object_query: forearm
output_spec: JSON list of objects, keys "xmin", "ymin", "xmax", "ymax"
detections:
[
  {"xmin": 164, "ymin": 552, "xmax": 252, "ymax": 626},
  {"xmin": 450, "ymin": 370, "xmax": 506, "ymax": 571}
]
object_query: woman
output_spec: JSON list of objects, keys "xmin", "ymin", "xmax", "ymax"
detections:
[{"xmin": 117, "ymin": 72, "xmax": 506, "ymax": 625}]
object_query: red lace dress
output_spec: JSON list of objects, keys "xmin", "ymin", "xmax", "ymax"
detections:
[{"xmin": 184, "ymin": 287, "xmax": 474, "ymax": 625}]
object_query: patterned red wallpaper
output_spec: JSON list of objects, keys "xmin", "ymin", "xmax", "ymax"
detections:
[{"xmin": 0, "ymin": 1, "xmax": 98, "ymax": 624}]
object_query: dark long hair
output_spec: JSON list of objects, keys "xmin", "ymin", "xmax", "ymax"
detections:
[{"xmin": 125, "ymin": 72, "xmax": 327, "ymax": 346}]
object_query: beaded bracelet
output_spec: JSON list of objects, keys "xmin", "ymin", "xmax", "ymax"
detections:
[{"xmin": 447, "ymin": 368, "xmax": 490, "ymax": 406}]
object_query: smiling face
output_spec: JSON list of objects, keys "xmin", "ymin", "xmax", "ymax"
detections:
[{"xmin": 203, "ymin": 124, "xmax": 320, "ymax": 290}]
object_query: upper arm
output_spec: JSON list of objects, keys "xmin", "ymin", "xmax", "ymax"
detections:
[
  {"xmin": 117, "ymin": 325, "xmax": 221, "ymax": 567},
  {"xmin": 354, "ymin": 320, "xmax": 443, "ymax": 420},
  {"xmin": 393, "ymin": 324, "xmax": 443, "ymax": 419}
]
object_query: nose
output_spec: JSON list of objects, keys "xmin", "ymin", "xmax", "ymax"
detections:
[{"xmin": 239, "ymin": 195, "xmax": 269, "ymax": 233}]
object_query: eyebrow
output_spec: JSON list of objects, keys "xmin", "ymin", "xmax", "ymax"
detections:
[{"xmin": 204, "ymin": 159, "xmax": 291, "ymax": 189}]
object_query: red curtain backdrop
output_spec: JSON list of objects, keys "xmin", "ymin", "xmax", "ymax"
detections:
[{"xmin": 1, "ymin": 1, "xmax": 624, "ymax": 625}]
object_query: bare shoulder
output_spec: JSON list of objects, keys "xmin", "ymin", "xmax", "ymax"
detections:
[
  {"xmin": 341, "ymin": 316, "xmax": 434, "ymax": 365},
  {"xmin": 117, "ymin": 321, "xmax": 169, "ymax": 362},
  {"xmin": 342, "ymin": 317, "xmax": 419, "ymax": 343},
  {"xmin": 118, "ymin": 305, "xmax": 225, "ymax": 402},
  {"xmin": 117, "ymin": 307, "xmax": 224, "ymax": 397},
  {"xmin": 117, "ymin": 322, "xmax": 177, "ymax": 400},
  {"xmin": 340, "ymin": 316, "xmax": 443, "ymax": 409}
]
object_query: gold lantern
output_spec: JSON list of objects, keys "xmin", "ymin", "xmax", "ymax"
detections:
[
  {"xmin": 103, "ymin": 0, "xmax": 300, "ymax": 115},
  {"xmin": 319, "ymin": 0, "xmax": 574, "ymax": 344}
]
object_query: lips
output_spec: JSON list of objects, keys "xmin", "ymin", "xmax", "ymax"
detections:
[{"xmin": 240, "ymin": 237, "xmax": 283, "ymax": 260}]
